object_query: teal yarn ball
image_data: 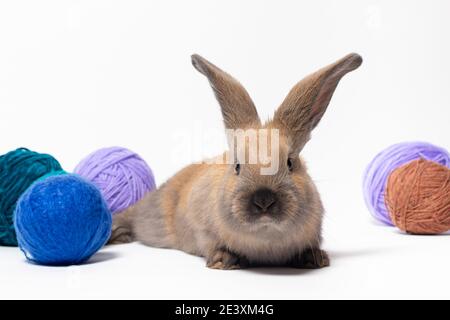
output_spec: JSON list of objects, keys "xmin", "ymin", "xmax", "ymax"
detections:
[
  {"xmin": 14, "ymin": 174, "xmax": 112, "ymax": 266},
  {"xmin": 0, "ymin": 148, "xmax": 63, "ymax": 246}
]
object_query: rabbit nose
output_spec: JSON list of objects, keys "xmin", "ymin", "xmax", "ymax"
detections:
[{"xmin": 252, "ymin": 188, "xmax": 277, "ymax": 212}]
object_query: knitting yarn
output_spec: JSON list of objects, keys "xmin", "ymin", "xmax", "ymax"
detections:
[
  {"xmin": 363, "ymin": 142, "xmax": 450, "ymax": 225},
  {"xmin": 0, "ymin": 148, "xmax": 63, "ymax": 246},
  {"xmin": 14, "ymin": 174, "xmax": 112, "ymax": 266},
  {"xmin": 385, "ymin": 159, "xmax": 450, "ymax": 234},
  {"xmin": 74, "ymin": 147, "xmax": 156, "ymax": 214}
]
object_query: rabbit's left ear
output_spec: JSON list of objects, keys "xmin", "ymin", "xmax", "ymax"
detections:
[{"xmin": 272, "ymin": 53, "xmax": 362, "ymax": 153}]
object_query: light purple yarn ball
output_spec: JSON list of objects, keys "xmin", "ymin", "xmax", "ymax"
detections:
[
  {"xmin": 363, "ymin": 141, "xmax": 450, "ymax": 226},
  {"xmin": 74, "ymin": 147, "xmax": 156, "ymax": 215}
]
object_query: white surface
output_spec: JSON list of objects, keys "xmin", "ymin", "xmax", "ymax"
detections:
[
  {"xmin": 0, "ymin": 0, "xmax": 449, "ymax": 300},
  {"xmin": 1, "ymin": 227, "xmax": 449, "ymax": 300}
]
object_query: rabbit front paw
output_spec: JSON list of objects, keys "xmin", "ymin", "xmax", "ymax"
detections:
[
  {"xmin": 288, "ymin": 248, "xmax": 330, "ymax": 269},
  {"xmin": 206, "ymin": 248, "xmax": 249, "ymax": 270}
]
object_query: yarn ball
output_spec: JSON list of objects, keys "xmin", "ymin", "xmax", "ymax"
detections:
[
  {"xmin": 74, "ymin": 147, "xmax": 156, "ymax": 214},
  {"xmin": 0, "ymin": 148, "xmax": 63, "ymax": 246},
  {"xmin": 363, "ymin": 142, "xmax": 450, "ymax": 225},
  {"xmin": 14, "ymin": 174, "xmax": 112, "ymax": 266},
  {"xmin": 385, "ymin": 159, "xmax": 450, "ymax": 234}
]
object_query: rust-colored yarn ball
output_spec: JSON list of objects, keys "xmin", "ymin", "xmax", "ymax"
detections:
[{"xmin": 385, "ymin": 158, "xmax": 450, "ymax": 234}]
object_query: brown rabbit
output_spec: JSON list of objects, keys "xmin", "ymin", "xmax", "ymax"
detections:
[{"xmin": 110, "ymin": 53, "xmax": 362, "ymax": 269}]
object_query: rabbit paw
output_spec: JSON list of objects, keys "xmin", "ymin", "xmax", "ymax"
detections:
[
  {"xmin": 288, "ymin": 248, "xmax": 330, "ymax": 269},
  {"xmin": 108, "ymin": 225, "xmax": 133, "ymax": 244},
  {"xmin": 206, "ymin": 248, "xmax": 249, "ymax": 270}
]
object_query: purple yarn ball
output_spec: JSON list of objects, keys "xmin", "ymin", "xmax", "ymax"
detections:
[
  {"xmin": 363, "ymin": 142, "xmax": 450, "ymax": 225},
  {"xmin": 74, "ymin": 147, "xmax": 156, "ymax": 215}
]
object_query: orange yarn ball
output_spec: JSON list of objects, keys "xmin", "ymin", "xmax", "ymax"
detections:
[{"xmin": 385, "ymin": 158, "xmax": 450, "ymax": 235}]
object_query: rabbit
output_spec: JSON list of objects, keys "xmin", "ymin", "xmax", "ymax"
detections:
[{"xmin": 109, "ymin": 53, "xmax": 362, "ymax": 269}]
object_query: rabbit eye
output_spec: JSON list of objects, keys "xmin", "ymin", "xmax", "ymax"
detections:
[
  {"xmin": 234, "ymin": 163, "xmax": 241, "ymax": 175},
  {"xmin": 287, "ymin": 158, "xmax": 294, "ymax": 171}
]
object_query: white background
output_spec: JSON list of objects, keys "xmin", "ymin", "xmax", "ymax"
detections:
[{"xmin": 0, "ymin": 0, "xmax": 449, "ymax": 299}]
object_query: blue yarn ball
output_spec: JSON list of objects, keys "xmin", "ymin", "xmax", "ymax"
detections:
[{"xmin": 14, "ymin": 174, "xmax": 112, "ymax": 266}]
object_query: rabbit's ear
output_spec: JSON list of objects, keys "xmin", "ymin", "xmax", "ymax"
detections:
[
  {"xmin": 192, "ymin": 54, "xmax": 261, "ymax": 130},
  {"xmin": 272, "ymin": 53, "xmax": 362, "ymax": 153}
]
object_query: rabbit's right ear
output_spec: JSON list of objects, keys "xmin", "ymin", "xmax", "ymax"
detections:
[{"xmin": 192, "ymin": 54, "xmax": 261, "ymax": 130}]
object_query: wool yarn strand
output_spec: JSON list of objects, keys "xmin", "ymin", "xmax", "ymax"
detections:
[
  {"xmin": 363, "ymin": 142, "xmax": 450, "ymax": 225},
  {"xmin": 385, "ymin": 158, "xmax": 450, "ymax": 234},
  {"xmin": 74, "ymin": 147, "xmax": 156, "ymax": 214},
  {"xmin": 0, "ymin": 148, "xmax": 63, "ymax": 246},
  {"xmin": 14, "ymin": 174, "xmax": 112, "ymax": 265}
]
